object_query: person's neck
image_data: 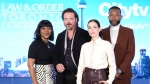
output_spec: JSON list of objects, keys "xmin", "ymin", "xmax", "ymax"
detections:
[
  {"xmin": 67, "ymin": 27, "xmax": 76, "ymax": 39},
  {"xmin": 110, "ymin": 24, "xmax": 120, "ymax": 27},
  {"xmin": 92, "ymin": 36, "xmax": 99, "ymax": 42},
  {"xmin": 42, "ymin": 38, "xmax": 48, "ymax": 43},
  {"xmin": 67, "ymin": 27, "xmax": 75, "ymax": 33}
]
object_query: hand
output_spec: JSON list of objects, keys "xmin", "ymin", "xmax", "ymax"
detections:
[
  {"xmin": 116, "ymin": 69, "xmax": 120, "ymax": 78},
  {"xmin": 99, "ymin": 81, "xmax": 108, "ymax": 84},
  {"xmin": 56, "ymin": 64, "xmax": 65, "ymax": 73},
  {"xmin": 75, "ymin": 74, "xmax": 77, "ymax": 77}
]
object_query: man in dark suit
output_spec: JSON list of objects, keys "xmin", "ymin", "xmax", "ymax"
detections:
[
  {"xmin": 100, "ymin": 6, "xmax": 135, "ymax": 84},
  {"xmin": 53, "ymin": 8, "xmax": 91, "ymax": 84}
]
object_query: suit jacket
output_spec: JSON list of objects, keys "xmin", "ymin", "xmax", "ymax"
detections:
[
  {"xmin": 100, "ymin": 25, "xmax": 135, "ymax": 79},
  {"xmin": 53, "ymin": 27, "xmax": 91, "ymax": 84}
]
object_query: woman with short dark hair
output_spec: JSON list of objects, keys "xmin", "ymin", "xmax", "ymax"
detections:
[{"xmin": 27, "ymin": 20, "xmax": 55, "ymax": 84}]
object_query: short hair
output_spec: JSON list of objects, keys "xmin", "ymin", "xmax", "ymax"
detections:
[
  {"xmin": 109, "ymin": 6, "xmax": 121, "ymax": 14},
  {"xmin": 88, "ymin": 19, "xmax": 101, "ymax": 28},
  {"xmin": 34, "ymin": 20, "xmax": 54, "ymax": 41},
  {"xmin": 61, "ymin": 8, "xmax": 79, "ymax": 25}
]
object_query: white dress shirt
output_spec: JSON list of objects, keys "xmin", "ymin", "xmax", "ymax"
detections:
[
  {"xmin": 77, "ymin": 37, "xmax": 116, "ymax": 84},
  {"xmin": 110, "ymin": 24, "xmax": 120, "ymax": 49}
]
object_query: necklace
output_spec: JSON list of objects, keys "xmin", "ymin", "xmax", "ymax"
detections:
[
  {"xmin": 42, "ymin": 40, "xmax": 50, "ymax": 49},
  {"xmin": 47, "ymin": 43, "xmax": 50, "ymax": 49}
]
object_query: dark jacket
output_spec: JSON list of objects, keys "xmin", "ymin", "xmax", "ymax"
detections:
[{"xmin": 53, "ymin": 27, "xmax": 91, "ymax": 84}]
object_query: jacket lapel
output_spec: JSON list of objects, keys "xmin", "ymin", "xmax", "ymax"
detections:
[
  {"xmin": 105, "ymin": 26, "xmax": 111, "ymax": 43},
  {"xmin": 114, "ymin": 25, "xmax": 125, "ymax": 50}
]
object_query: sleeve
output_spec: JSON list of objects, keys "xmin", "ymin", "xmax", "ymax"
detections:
[
  {"xmin": 52, "ymin": 34, "xmax": 60, "ymax": 68},
  {"xmin": 106, "ymin": 42, "xmax": 117, "ymax": 84},
  {"xmin": 77, "ymin": 45, "xmax": 85, "ymax": 84},
  {"xmin": 28, "ymin": 41, "xmax": 39, "ymax": 59},
  {"xmin": 119, "ymin": 29, "xmax": 135, "ymax": 74}
]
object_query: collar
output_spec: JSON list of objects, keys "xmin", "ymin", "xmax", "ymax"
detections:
[
  {"xmin": 91, "ymin": 37, "xmax": 102, "ymax": 46},
  {"xmin": 110, "ymin": 24, "xmax": 120, "ymax": 30}
]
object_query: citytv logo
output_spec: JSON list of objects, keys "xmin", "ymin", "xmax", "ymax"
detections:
[{"xmin": 99, "ymin": 2, "xmax": 149, "ymax": 19}]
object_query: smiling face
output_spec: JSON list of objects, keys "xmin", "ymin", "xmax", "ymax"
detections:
[
  {"xmin": 87, "ymin": 21, "xmax": 101, "ymax": 38},
  {"xmin": 40, "ymin": 26, "xmax": 51, "ymax": 41}
]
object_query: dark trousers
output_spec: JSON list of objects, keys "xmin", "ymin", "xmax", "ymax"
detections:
[
  {"xmin": 113, "ymin": 78, "xmax": 131, "ymax": 84},
  {"xmin": 63, "ymin": 67, "xmax": 77, "ymax": 84}
]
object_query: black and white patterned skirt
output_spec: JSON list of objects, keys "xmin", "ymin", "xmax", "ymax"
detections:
[{"xmin": 35, "ymin": 64, "xmax": 55, "ymax": 84}]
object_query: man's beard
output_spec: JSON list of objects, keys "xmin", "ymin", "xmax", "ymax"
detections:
[
  {"xmin": 65, "ymin": 24, "xmax": 76, "ymax": 30},
  {"xmin": 109, "ymin": 20, "xmax": 120, "ymax": 26},
  {"xmin": 66, "ymin": 26, "xmax": 72, "ymax": 30}
]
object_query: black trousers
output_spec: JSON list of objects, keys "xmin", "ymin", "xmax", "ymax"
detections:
[{"xmin": 63, "ymin": 67, "xmax": 77, "ymax": 84}]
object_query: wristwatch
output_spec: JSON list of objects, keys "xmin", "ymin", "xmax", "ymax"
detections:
[{"xmin": 117, "ymin": 68, "xmax": 122, "ymax": 74}]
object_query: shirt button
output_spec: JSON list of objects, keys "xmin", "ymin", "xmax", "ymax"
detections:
[
  {"xmin": 68, "ymin": 48, "xmax": 69, "ymax": 49},
  {"xmin": 67, "ymin": 55, "xmax": 69, "ymax": 56},
  {"xmin": 66, "ymin": 62, "xmax": 68, "ymax": 63}
]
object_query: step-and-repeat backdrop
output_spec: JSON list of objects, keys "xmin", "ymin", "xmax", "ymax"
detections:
[{"xmin": 0, "ymin": 0, "xmax": 149, "ymax": 78}]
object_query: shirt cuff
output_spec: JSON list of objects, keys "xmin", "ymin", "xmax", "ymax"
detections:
[{"xmin": 106, "ymin": 80, "xmax": 112, "ymax": 84}]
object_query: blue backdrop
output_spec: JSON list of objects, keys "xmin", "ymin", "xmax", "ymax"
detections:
[{"xmin": 0, "ymin": 0, "xmax": 150, "ymax": 83}]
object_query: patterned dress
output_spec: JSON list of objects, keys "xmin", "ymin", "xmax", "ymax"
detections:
[{"xmin": 35, "ymin": 64, "xmax": 55, "ymax": 84}]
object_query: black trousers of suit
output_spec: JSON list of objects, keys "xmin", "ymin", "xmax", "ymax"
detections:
[{"xmin": 63, "ymin": 67, "xmax": 77, "ymax": 84}]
